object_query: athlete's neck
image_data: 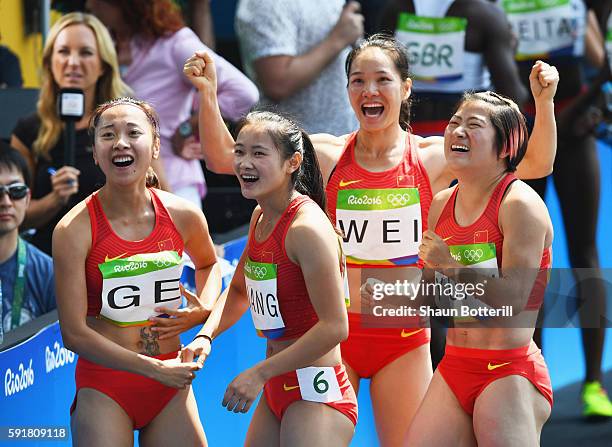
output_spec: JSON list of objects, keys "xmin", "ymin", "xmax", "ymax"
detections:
[
  {"xmin": 98, "ymin": 185, "xmax": 154, "ymax": 221},
  {"xmin": 257, "ymin": 189, "xmax": 300, "ymax": 232},
  {"xmin": 454, "ymin": 169, "xmax": 507, "ymax": 216},
  {"xmin": 355, "ymin": 124, "xmax": 405, "ymax": 158},
  {"xmin": 0, "ymin": 232, "xmax": 18, "ymax": 264}
]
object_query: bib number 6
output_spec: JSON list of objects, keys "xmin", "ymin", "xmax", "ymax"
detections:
[
  {"xmin": 313, "ymin": 370, "xmax": 329, "ymax": 394},
  {"xmin": 296, "ymin": 366, "xmax": 343, "ymax": 403}
]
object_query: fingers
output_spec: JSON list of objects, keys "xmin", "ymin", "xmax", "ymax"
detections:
[
  {"xmin": 222, "ymin": 389, "xmax": 251, "ymax": 414},
  {"xmin": 196, "ymin": 354, "xmax": 207, "ymax": 368},
  {"xmin": 180, "ymin": 283, "xmax": 200, "ymax": 304},
  {"xmin": 50, "ymin": 167, "xmax": 80, "ymax": 195},
  {"xmin": 184, "ymin": 51, "xmax": 215, "ymax": 78}
]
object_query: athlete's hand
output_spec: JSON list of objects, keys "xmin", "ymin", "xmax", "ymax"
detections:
[
  {"xmin": 50, "ymin": 166, "xmax": 80, "ymax": 206},
  {"xmin": 149, "ymin": 284, "xmax": 212, "ymax": 340},
  {"xmin": 152, "ymin": 357, "xmax": 201, "ymax": 389},
  {"xmin": 419, "ymin": 231, "xmax": 457, "ymax": 270},
  {"xmin": 331, "ymin": 1, "xmax": 364, "ymax": 48},
  {"xmin": 179, "ymin": 336, "xmax": 211, "ymax": 368},
  {"xmin": 184, "ymin": 51, "xmax": 217, "ymax": 93},
  {"xmin": 529, "ymin": 60, "xmax": 559, "ymax": 103},
  {"xmin": 222, "ymin": 366, "xmax": 266, "ymax": 414}
]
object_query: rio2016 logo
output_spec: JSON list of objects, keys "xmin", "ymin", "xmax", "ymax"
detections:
[
  {"xmin": 4, "ymin": 359, "xmax": 34, "ymax": 397},
  {"xmin": 45, "ymin": 342, "xmax": 76, "ymax": 373}
]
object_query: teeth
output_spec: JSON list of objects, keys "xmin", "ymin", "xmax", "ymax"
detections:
[
  {"xmin": 451, "ymin": 145, "xmax": 469, "ymax": 152},
  {"xmin": 113, "ymin": 156, "xmax": 133, "ymax": 162},
  {"xmin": 363, "ymin": 104, "xmax": 382, "ymax": 108}
]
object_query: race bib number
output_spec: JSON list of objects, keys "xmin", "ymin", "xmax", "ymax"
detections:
[
  {"xmin": 296, "ymin": 367, "xmax": 343, "ymax": 403},
  {"xmin": 434, "ymin": 243, "xmax": 499, "ymax": 321},
  {"xmin": 99, "ymin": 251, "xmax": 183, "ymax": 326},
  {"xmin": 244, "ymin": 259, "xmax": 285, "ymax": 332},
  {"xmin": 396, "ymin": 14, "xmax": 466, "ymax": 82},
  {"xmin": 502, "ymin": 0, "xmax": 583, "ymax": 60},
  {"xmin": 336, "ymin": 188, "xmax": 421, "ymax": 266}
]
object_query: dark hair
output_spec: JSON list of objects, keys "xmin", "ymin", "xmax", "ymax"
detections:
[
  {"xmin": 89, "ymin": 97, "xmax": 161, "ymax": 188},
  {"xmin": 0, "ymin": 141, "xmax": 32, "ymax": 187},
  {"xmin": 236, "ymin": 111, "xmax": 326, "ymax": 211},
  {"xmin": 345, "ymin": 33, "xmax": 412, "ymax": 130},
  {"xmin": 98, "ymin": 0, "xmax": 184, "ymax": 39},
  {"xmin": 456, "ymin": 91, "xmax": 528, "ymax": 172}
]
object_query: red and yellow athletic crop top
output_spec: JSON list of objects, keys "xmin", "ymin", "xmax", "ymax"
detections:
[
  {"xmin": 245, "ymin": 195, "xmax": 319, "ymax": 340},
  {"xmin": 85, "ymin": 188, "xmax": 184, "ymax": 318},
  {"xmin": 434, "ymin": 174, "xmax": 551, "ymax": 311},
  {"xmin": 326, "ymin": 131, "xmax": 433, "ymax": 268}
]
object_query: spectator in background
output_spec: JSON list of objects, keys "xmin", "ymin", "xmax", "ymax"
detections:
[
  {"xmin": 0, "ymin": 45, "xmax": 23, "ymax": 88},
  {"xmin": 499, "ymin": 0, "xmax": 612, "ymax": 419},
  {"xmin": 379, "ymin": 0, "xmax": 527, "ymax": 137},
  {"xmin": 10, "ymin": 13, "xmax": 131, "ymax": 255},
  {"xmin": 86, "ymin": 0, "xmax": 259, "ymax": 207},
  {"xmin": 0, "ymin": 141, "xmax": 55, "ymax": 334},
  {"xmin": 234, "ymin": 0, "xmax": 362, "ymax": 136}
]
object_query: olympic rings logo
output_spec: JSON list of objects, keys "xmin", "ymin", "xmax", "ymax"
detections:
[
  {"xmin": 153, "ymin": 259, "xmax": 172, "ymax": 268},
  {"xmin": 386, "ymin": 193, "xmax": 411, "ymax": 207},
  {"xmin": 463, "ymin": 249, "xmax": 484, "ymax": 263},
  {"xmin": 252, "ymin": 266, "xmax": 268, "ymax": 279}
]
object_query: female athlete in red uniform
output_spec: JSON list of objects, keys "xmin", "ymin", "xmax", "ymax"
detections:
[
  {"xmin": 181, "ymin": 111, "xmax": 356, "ymax": 446},
  {"xmin": 54, "ymin": 97, "xmax": 221, "ymax": 446},
  {"xmin": 184, "ymin": 34, "xmax": 558, "ymax": 446},
  {"xmin": 411, "ymin": 91, "xmax": 554, "ymax": 445}
]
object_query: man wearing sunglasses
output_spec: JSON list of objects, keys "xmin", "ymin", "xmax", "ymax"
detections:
[{"xmin": 0, "ymin": 141, "xmax": 55, "ymax": 341}]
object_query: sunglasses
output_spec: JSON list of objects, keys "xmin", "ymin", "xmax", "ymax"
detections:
[{"xmin": 0, "ymin": 183, "xmax": 29, "ymax": 200}]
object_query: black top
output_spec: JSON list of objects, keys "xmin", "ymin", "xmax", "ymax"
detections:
[
  {"xmin": 0, "ymin": 46, "xmax": 23, "ymax": 88},
  {"xmin": 12, "ymin": 113, "xmax": 106, "ymax": 255}
]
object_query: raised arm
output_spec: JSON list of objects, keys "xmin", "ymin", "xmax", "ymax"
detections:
[
  {"xmin": 185, "ymin": 51, "xmax": 237, "ymax": 174},
  {"xmin": 515, "ymin": 61, "xmax": 559, "ymax": 179}
]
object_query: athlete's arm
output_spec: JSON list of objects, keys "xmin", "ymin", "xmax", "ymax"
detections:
[
  {"xmin": 53, "ymin": 204, "xmax": 200, "ymax": 387},
  {"xmin": 420, "ymin": 183, "xmax": 551, "ymax": 312},
  {"xmin": 221, "ymin": 206, "xmax": 348, "ymax": 413},
  {"xmin": 515, "ymin": 61, "xmax": 559, "ymax": 179},
  {"xmin": 179, "ymin": 209, "xmax": 259, "ymax": 364},
  {"xmin": 184, "ymin": 51, "xmax": 236, "ymax": 174},
  {"xmin": 255, "ymin": 206, "xmax": 348, "ymax": 378},
  {"xmin": 149, "ymin": 192, "xmax": 222, "ymax": 339}
]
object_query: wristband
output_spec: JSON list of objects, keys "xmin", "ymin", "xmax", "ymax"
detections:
[{"xmin": 193, "ymin": 334, "xmax": 213, "ymax": 345}]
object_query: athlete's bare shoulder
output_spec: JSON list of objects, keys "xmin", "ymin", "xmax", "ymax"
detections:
[
  {"xmin": 499, "ymin": 179, "xmax": 553, "ymax": 243},
  {"xmin": 53, "ymin": 199, "xmax": 92, "ymax": 255}
]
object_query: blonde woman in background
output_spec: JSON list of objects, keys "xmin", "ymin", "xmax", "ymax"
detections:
[{"xmin": 10, "ymin": 12, "xmax": 131, "ymax": 255}]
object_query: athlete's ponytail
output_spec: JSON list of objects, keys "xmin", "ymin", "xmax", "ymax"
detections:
[
  {"xmin": 295, "ymin": 130, "xmax": 326, "ymax": 211},
  {"xmin": 145, "ymin": 167, "xmax": 160, "ymax": 188},
  {"xmin": 236, "ymin": 111, "xmax": 327, "ymax": 211}
]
